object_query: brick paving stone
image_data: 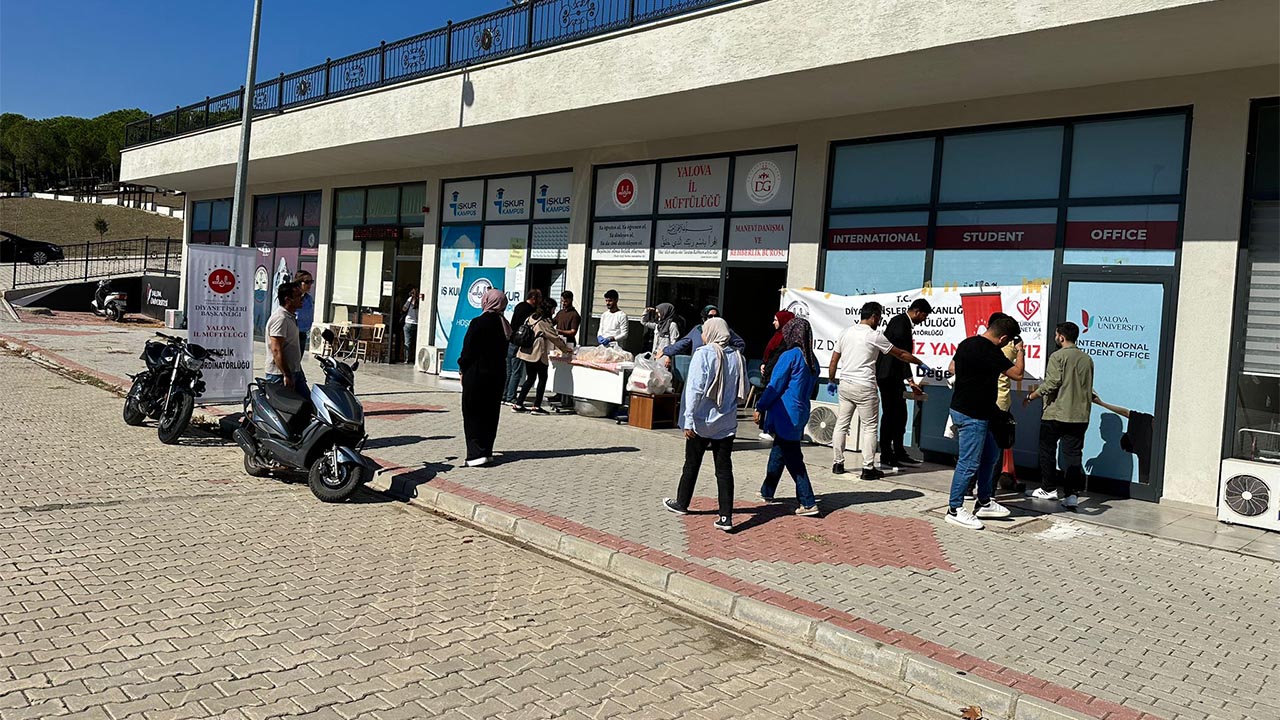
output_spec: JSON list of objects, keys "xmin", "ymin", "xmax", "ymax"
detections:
[{"xmin": 0, "ymin": 348, "xmax": 948, "ymax": 719}]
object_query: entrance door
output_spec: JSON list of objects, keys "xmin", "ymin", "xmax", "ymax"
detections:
[
  {"xmin": 654, "ymin": 264, "xmax": 720, "ymax": 346},
  {"xmin": 723, "ymin": 265, "xmax": 788, "ymax": 359},
  {"xmin": 1056, "ymin": 271, "xmax": 1176, "ymax": 501}
]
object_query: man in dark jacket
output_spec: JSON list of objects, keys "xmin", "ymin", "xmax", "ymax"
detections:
[{"xmin": 876, "ymin": 298, "xmax": 931, "ymax": 469}]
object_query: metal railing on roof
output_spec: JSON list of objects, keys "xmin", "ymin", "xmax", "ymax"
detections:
[{"xmin": 124, "ymin": 0, "xmax": 734, "ymax": 149}]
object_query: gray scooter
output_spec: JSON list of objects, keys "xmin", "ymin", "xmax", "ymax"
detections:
[{"xmin": 233, "ymin": 329, "xmax": 378, "ymax": 501}]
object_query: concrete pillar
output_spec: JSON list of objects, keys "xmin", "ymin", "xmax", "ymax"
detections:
[{"xmin": 788, "ymin": 132, "xmax": 828, "ymax": 289}]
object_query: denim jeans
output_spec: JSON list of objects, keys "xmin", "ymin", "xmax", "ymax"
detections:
[
  {"xmin": 264, "ymin": 371, "xmax": 309, "ymax": 396},
  {"xmin": 760, "ymin": 440, "xmax": 816, "ymax": 508},
  {"xmin": 502, "ymin": 344, "xmax": 525, "ymax": 402},
  {"xmin": 949, "ymin": 409, "xmax": 999, "ymax": 509},
  {"xmin": 403, "ymin": 323, "xmax": 417, "ymax": 364}
]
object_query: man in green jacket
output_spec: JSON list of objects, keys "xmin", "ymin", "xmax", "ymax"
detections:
[{"xmin": 1024, "ymin": 321, "xmax": 1094, "ymax": 509}]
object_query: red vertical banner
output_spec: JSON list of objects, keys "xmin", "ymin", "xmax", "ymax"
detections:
[{"xmin": 960, "ymin": 293, "xmax": 1004, "ymax": 337}]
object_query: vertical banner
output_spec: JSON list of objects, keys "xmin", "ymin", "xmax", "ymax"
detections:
[
  {"xmin": 186, "ymin": 245, "xmax": 256, "ymax": 403},
  {"xmin": 959, "ymin": 293, "xmax": 1004, "ymax": 337},
  {"xmin": 435, "ymin": 225, "xmax": 482, "ymax": 345},
  {"xmin": 441, "ymin": 266, "xmax": 506, "ymax": 377}
]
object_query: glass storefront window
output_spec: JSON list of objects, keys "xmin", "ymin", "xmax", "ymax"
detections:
[
  {"xmin": 335, "ymin": 189, "xmax": 365, "ymax": 227},
  {"xmin": 192, "ymin": 201, "xmax": 211, "ymax": 231},
  {"xmin": 303, "ymin": 191, "xmax": 322, "ymax": 227},
  {"xmin": 939, "ymin": 126, "xmax": 1063, "ymax": 202},
  {"xmin": 365, "ymin": 186, "xmax": 399, "ymax": 224},
  {"xmin": 823, "ymin": 211, "xmax": 928, "ymax": 294},
  {"xmin": 1064, "ymin": 204, "xmax": 1179, "ymax": 266},
  {"xmin": 1069, "ymin": 114, "xmax": 1187, "ymax": 198},
  {"xmin": 210, "ymin": 200, "xmax": 231, "ymax": 231},
  {"xmin": 830, "ymin": 138, "xmax": 934, "ymax": 208},
  {"xmin": 400, "ymin": 183, "xmax": 426, "ymax": 226}
]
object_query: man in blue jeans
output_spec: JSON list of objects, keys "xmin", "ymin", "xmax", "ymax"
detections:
[{"xmin": 946, "ymin": 314, "xmax": 1025, "ymax": 530}]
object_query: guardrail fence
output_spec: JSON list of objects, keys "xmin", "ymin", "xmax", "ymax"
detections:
[{"xmin": 10, "ymin": 237, "xmax": 180, "ymax": 289}]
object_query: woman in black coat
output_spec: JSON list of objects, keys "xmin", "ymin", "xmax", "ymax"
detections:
[{"xmin": 458, "ymin": 289, "xmax": 511, "ymax": 466}]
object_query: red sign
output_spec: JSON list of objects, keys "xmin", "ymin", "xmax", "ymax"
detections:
[
  {"xmin": 208, "ymin": 268, "xmax": 236, "ymax": 294},
  {"xmin": 1065, "ymin": 220, "xmax": 1178, "ymax": 250},
  {"xmin": 935, "ymin": 224, "xmax": 1056, "ymax": 250},
  {"xmin": 353, "ymin": 225, "xmax": 401, "ymax": 242},
  {"xmin": 960, "ymin": 293, "xmax": 1004, "ymax": 337},
  {"xmin": 615, "ymin": 177, "xmax": 635, "ymax": 208},
  {"xmin": 825, "ymin": 226, "xmax": 927, "ymax": 250}
]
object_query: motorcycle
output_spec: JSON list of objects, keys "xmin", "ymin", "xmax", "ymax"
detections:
[
  {"xmin": 123, "ymin": 332, "xmax": 216, "ymax": 444},
  {"xmin": 233, "ymin": 329, "xmax": 378, "ymax": 502},
  {"xmin": 90, "ymin": 279, "xmax": 128, "ymax": 322}
]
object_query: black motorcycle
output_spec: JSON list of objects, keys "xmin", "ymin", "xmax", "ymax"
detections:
[
  {"xmin": 123, "ymin": 332, "xmax": 216, "ymax": 444},
  {"xmin": 233, "ymin": 329, "xmax": 378, "ymax": 502}
]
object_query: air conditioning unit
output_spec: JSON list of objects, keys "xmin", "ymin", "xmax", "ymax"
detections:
[
  {"xmin": 1218, "ymin": 459, "xmax": 1280, "ymax": 532},
  {"xmin": 804, "ymin": 401, "xmax": 859, "ymax": 449},
  {"xmin": 308, "ymin": 325, "xmax": 329, "ymax": 355},
  {"xmin": 416, "ymin": 346, "xmax": 441, "ymax": 374},
  {"xmin": 165, "ymin": 309, "xmax": 185, "ymax": 329}
]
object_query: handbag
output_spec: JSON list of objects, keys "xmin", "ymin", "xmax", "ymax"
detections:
[{"xmin": 991, "ymin": 410, "xmax": 1017, "ymax": 450}]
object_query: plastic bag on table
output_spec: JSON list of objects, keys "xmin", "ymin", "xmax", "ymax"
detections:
[
  {"xmin": 627, "ymin": 353, "xmax": 673, "ymax": 395},
  {"xmin": 575, "ymin": 345, "xmax": 634, "ymax": 365}
]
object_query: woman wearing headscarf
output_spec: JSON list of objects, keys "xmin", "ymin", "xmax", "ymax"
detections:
[
  {"xmin": 513, "ymin": 300, "xmax": 573, "ymax": 415},
  {"xmin": 755, "ymin": 317, "xmax": 820, "ymax": 515},
  {"xmin": 458, "ymin": 289, "xmax": 511, "ymax": 467},
  {"xmin": 642, "ymin": 303, "xmax": 682, "ymax": 357},
  {"xmin": 662, "ymin": 318, "xmax": 744, "ymax": 532},
  {"xmin": 755, "ymin": 310, "xmax": 796, "ymax": 441}
]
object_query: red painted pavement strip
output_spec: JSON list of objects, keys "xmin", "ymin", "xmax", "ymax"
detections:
[
  {"xmin": 18, "ymin": 328, "xmax": 109, "ymax": 337},
  {"xmin": 363, "ymin": 401, "xmax": 447, "ymax": 421},
  {"xmin": 1, "ymin": 334, "xmax": 1162, "ymax": 720},
  {"xmin": 376, "ymin": 462, "xmax": 1163, "ymax": 720}
]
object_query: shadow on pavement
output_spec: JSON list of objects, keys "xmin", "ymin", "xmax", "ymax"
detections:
[
  {"xmin": 726, "ymin": 488, "xmax": 926, "ymax": 534},
  {"xmin": 383, "ymin": 461, "xmax": 457, "ymax": 500},
  {"xmin": 495, "ymin": 446, "xmax": 640, "ymax": 463},
  {"xmin": 364, "ymin": 435, "xmax": 452, "ymax": 450}
]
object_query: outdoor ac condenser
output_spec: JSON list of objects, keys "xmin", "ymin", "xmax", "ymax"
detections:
[
  {"xmin": 804, "ymin": 401, "xmax": 859, "ymax": 449},
  {"xmin": 164, "ymin": 309, "xmax": 185, "ymax": 329},
  {"xmin": 1218, "ymin": 458, "xmax": 1280, "ymax": 532},
  {"xmin": 415, "ymin": 346, "xmax": 440, "ymax": 374}
]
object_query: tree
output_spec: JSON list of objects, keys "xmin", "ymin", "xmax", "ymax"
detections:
[
  {"xmin": 93, "ymin": 217, "xmax": 109, "ymax": 239},
  {"xmin": 0, "ymin": 108, "xmax": 150, "ymax": 192}
]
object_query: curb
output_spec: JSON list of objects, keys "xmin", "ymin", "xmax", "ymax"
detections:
[{"xmin": 366, "ymin": 472, "xmax": 1096, "ymax": 720}]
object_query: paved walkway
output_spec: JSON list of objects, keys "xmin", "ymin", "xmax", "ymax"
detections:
[
  {"xmin": 3, "ymin": 318, "xmax": 1277, "ymax": 720},
  {"xmin": 0, "ymin": 351, "xmax": 948, "ymax": 720}
]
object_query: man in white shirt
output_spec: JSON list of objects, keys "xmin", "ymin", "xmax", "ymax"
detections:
[
  {"xmin": 596, "ymin": 289, "xmax": 629, "ymax": 348},
  {"xmin": 828, "ymin": 301, "xmax": 927, "ymax": 480},
  {"xmin": 402, "ymin": 287, "xmax": 420, "ymax": 364}
]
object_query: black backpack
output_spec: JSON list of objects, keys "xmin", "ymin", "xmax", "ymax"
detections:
[{"xmin": 511, "ymin": 320, "xmax": 536, "ymax": 351}]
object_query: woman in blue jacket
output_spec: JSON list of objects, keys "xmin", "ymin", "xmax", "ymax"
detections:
[{"xmin": 754, "ymin": 317, "xmax": 820, "ymax": 516}]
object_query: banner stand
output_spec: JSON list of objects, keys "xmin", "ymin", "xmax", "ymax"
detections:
[{"xmin": 186, "ymin": 245, "xmax": 257, "ymax": 403}]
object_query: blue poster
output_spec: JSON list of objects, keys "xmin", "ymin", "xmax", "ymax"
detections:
[
  {"xmin": 1066, "ymin": 281, "xmax": 1164, "ymax": 484},
  {"xmin": 435, "ymin": 225, "xmax": 482, "ymax": 346},
  {"xmin": 441, "ymin": 266, "xmax": 505, "ymax": 376}
]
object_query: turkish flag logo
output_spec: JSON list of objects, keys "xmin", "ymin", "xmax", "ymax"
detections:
[{"xmin": 1016, "ymin": 296, "xmax": 1040, "ymax": 321}]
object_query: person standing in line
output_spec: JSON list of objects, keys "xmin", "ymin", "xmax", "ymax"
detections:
[
  {"xmin": 662, "ymin": 304, "xmax": 747, "ymax": 357},
  {"xmin": 503, "ymin": 289, "xmax": 542, "ymax": 405},
  {"xmin": 554, "ymin": 290, "xmax": 581, "ymax": 347},
  {"xmin": 293, "ymin": 270, "xmax": 315, "ymax": 351},
  {"xmin": 459, "ymin": 289, "xmax": 512, "ymax": 468},
  {"xmin": 662, "ymin": 318, "xmax": 745, "ymax": 532},
  {"xmin": 966, "ymin": 311, "xmax": 1024, "ymax": 501},
  {"xmin": 513, "ymin": 301, "xmax": 573, "ymax": 415},
  {"xmin": 596, "ymin": 289, "xmax": 629, "ymax": 347},
  {"xmin": 264, "ymin": 281, "xmax": 308, "ymax": 393},
  {"xmin": 829, "ymin": 302, "xmax": 928, "ymax": 480},
  {"xmin": 756, "ymin": 317, "xmax": 821, "ymax": 516},
  {"xmin": 1024, "ymin": 321, "xmax": 1094, "ymax": 509},
  {"xmin": 876, "ymin": 298, "xmax": 931, "ymax": 469},
  {"xmin": 642, "ymin": 303, "xmax": 682, "ymax": 357},
  {"xmin": 756, "ymin": 310, "xmax": 795, "ymax": 442},
  {"xmin": 402, "ymin": 287, "xmax": 420, "ymax": 364},
  {"xmin": 945, "ymin": 315, "xmax": 1025, "ymax": 530}
]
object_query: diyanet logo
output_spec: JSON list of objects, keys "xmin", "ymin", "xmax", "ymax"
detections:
[
  {"xmin": 536, "ymin": 183, "xmax": 570, "ymax": 215},
  {"xmin": 208, "ymin": 269, "xmax": 236, "ymax": 294},
  {"xmin": 745, "ymin": 160, "xmax": 781, "ymax": 205},
  {"xmin": 449, "ymin": 190, "xmax": 479, "ymax": 217},
  {"xmin": 466, "ymin": 277, "xmax": 493, "ymax": 309},
  {"xmin": 613, "ymin": 174, "xmax": 637, "ymax": 211},
  {"xmin": 491, "ymin": 187, "xmax": 527, "ymax": 217}
]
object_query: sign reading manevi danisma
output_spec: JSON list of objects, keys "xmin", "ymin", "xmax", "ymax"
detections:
[{"xmin": 591, "ymin": 149, "xmax": 797, "ymax": 262}]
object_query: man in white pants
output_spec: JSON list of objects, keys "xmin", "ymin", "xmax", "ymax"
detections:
[{"xmin": 828, "ymin": 302, "xmax": 928, "ymax": 480}]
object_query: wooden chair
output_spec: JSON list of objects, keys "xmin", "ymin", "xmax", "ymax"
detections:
[{"xmin": 356, "ymin": 324, "xmax": 386, "ymax": 363}]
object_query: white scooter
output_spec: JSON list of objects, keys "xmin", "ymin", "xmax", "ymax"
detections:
[{"xmin": 90, "ymin": 279, "xmax": 128, "ymax": 322}]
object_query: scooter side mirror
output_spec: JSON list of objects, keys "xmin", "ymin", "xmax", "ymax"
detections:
[
  {"xmin": 321, "ymin": 328, "xmax": 335, "ymax": 343},
  {"xmin": 351, "ymin": 360, "xmax": 360, "ymax": 372}
]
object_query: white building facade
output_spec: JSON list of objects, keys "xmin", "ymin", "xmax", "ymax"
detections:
[{"xmin": 120, "ymin": 0, "xmax": 1280, "ymax": 512}]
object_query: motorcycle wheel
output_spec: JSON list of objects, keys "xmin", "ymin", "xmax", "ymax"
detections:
[
  {"xmin": 157, "ymin": 391, "xmax": 195, "ymax": 444},
  {"xmin": 122, "ymin": 378, "xmax": 147, "ymax": 426},
  {"xmin": 105, "ymin": 304, "xmax": 122, "ymax": 322},
  {"xmin": 307, "ymin": 451, "xmax": 368, "ymax": 503}
]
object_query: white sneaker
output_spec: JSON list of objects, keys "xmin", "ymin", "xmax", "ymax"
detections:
[
  {"xmin": 974, "ymin": 500, "xmax": 1012, "ymax": 519},
  {"xmin": 1061, "ymin": 494, "xmax": 1080, "ymax": 509},
  {"xmin": 878, "ymin": 463, "xmax": 900, "ymax": 474},
  {"xmin": 1028, "ymin": 487, "xmax": 1059, "ymax": 500},
  {"xmin": 464, "ymin": 457, "xmax": 489, "ymax": 467},
  {"xmin": 963, "ymin": 493, "xmax": 976, "ymax": 502},
  {"xmin": 758, "ymin": 432, "xmax": 774, "ymax": 442},
  {"xmin": 945, "ymin": 508, "xmax": 984, "ymax": 530}
]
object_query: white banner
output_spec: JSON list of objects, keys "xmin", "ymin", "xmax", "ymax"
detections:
[
  {"xmin": 780, "ymin": 284, "xmax": 1050, "ymax": 381},
  {"xmin": 186, "ymin": 245, "xmax": 256, "ymax": 403}
]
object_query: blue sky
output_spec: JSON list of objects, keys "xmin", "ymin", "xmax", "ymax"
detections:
[{"xmin": 0, "ymin": 0, "xmax": 512, "ymax": 119}]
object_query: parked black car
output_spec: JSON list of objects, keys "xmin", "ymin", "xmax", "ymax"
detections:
[{"xmin": 0, "ymin": 231, "xmax": 65, "ymax": 266}]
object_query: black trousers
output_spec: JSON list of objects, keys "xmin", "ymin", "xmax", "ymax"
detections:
[
  {"xmin": 675, "ymin": 435, "xmax": 735, "ymax": 518},
  {"xmin": 878, "ymin": 377, "xmax": 909, "ymax": 460},
  {"xmin": 461, "ymin": 373, "xmax": 503, "ymax": 461},
  {"xmin": 1038, "ymin": 420, "xmax": 1088, "ymax": 495},
  {"xmin": 516, "ymin": 360, "xmax": 549, "ymax": 407}
]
